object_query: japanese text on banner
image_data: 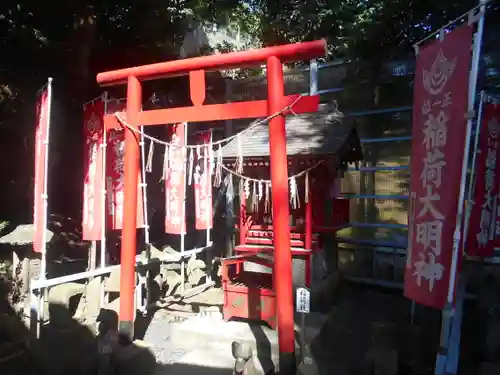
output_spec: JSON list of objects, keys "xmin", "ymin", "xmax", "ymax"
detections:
[
  {"xmin": 466, "ymin": 103, "xmax": 500, "ymax": 256},
  {"xmin": 194, "ymin": 131, "xmax": 213, "ymax": 230},
  {"xmin": 105, "ymin": 99, "xmax": 145, "ymax": 230},
  {"xmin": 33, "ymin": 82, "xmax": 51, "ymax": 254},
  {"xmin": 82, "ymin": 98, "xmax": 105, "ymax": 240},
  {"xmin": 404, "ymin": 25, "xmax": 473, "ymax": 309},
  {"xmin": 165, "ymin": 123, "xmax": 187, "ymax": 234}
]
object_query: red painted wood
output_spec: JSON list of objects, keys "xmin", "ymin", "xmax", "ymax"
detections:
[
  {"xmin": 239, "ymin": 183, "xmax": 253, "ymax": 246},
  {"xmin": 119, "ymin": 76, "xmax": 142, "ymax": 335},
  {"xmin": 97, "ymin": 40, "xmax": 327, "ymax": 84},
  {"xmin": 233, "ymin": 244, "xmax": 313, "ymax": 288},
  {"xmin": 221, "ymin": 256, "xmax": 277, "ymax": 329},
  {"xmin": 245, "ymin": 236, "xmax": 305, "ymax": 247},
  {"xmin": 247, "ymin": 229, "xmax": 318, "ymax": 240},
  {"xmin": 103, "ymin": 94, "xmax": 319, "ymax": 129},
  {"xmin": 305, "ymin": 187, "xmax": 312, "ymax": 251},
  {"xmin": 96, "ymin": 39, "xmax": 328, "ymax": 358},
  {"xmin": 189, "ymin": 70, "xmax": 206, "ymax": 106},
  {"xmin": 267, "ymin": 55, "xmax": 295, "ymax": 355},
  {"xmin": 234, "ymin": 244, "xmax": 312, "ymax": 256},
  {"xmin": 240, "ymin": 224, "xmax": 345, "ymax": 233}
]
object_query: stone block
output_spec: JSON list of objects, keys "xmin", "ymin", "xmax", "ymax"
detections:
[
  {"xmin": 187, "ymin": 257, "xmax": 207, "ymax": 274},
  {"xmin": 297, "ymin": 361, "xmax": 318, "ymax": 375},
  {"xmin": 398, "ymin": 325, "xmax": 424, "ymax": 369},
  {"xmin": 471, "ymin": 362, "xmax": 500, "ymax": 375},
  {"xmin": 105, "ymin": 267, "xmax": 121, "ymax": 293},
  {"xmin": 104, "ymin": 296, "xmax": 120, "ymax": 315},
  {"xmin": 232, "ymin": 341, "xmax": 253, "ymax": 360},
  {"xmin": 370, "ymin": 321, "xmax": 398, "ymax": 349},
  {"xmin": 187, "ymin": 268, "xmax": 206, "ymax": 288},
  {"xmin": 47, "ymin": 282, "xmax": 85, "ymax": 328},
  {"xmin": 485, "ymin": 319, "xmax": 500, "ymax": 360},
  {"xmin": 365, "ymin": 348, "xmax": 398, "ymax": 375},
  {"xmin": 84, "ymin": 277, "xmax": 105, "ymax": 323},
  {"xmin": 112, "ymin": 342, "xmax": 156, "ymax": 375},
  {"xmin": 243, "ymin": 354, "xmax": 275, "ymax": 375},
  {"xmin": 105, "ymin": 267, "xmax": 139, "ymax": 294},
  {"xmin": 48, "ymin": 282, "xmax": 85, "ymax": 306},
  {"xmin": 164, "ymin": 270, "xmax": 182, "ymax": 296},
  {"xmin": 234, "ymin": 358, "xmax": 246, "ymax": 374},
  {"xmin": 479, "ymin": 362, "xmax": 500, "ymax": 375}
]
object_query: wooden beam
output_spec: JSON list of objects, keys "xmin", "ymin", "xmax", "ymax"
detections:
[
  {"xmin": 103, "ymin": 94, "xmax": 319, "ymax": 130},
  {"xmin": 96, "ymin": 40, "xmax": 327, "ymax": 85}
]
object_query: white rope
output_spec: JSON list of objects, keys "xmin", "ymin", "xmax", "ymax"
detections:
[
  {"xmin": 221, "ymin": 160, "xmax": 324, "ymax": 183},
  {"xmin": 112, "ymin": 93, "xmax": 322, "ymax": 185},
  {"xmin": 114, "ymin": 95, "xmax": 305, "ymax": 149}
]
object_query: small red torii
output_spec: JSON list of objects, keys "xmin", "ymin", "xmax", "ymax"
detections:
[{"xmin": 96, "ymin": 39, "xmax": 327, "ymax": 371}]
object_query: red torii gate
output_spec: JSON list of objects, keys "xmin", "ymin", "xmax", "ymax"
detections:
[{"xmin": 96, "ymin": 40, "xmax": 327, "ymax": 370}]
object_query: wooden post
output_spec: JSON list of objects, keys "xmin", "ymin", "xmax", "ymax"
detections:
[
  {"xmin": 119, "ymin": 75, "xmax": 142, "ymax": 340},
  {"xmin": 267, "ymin": 55, "xmax": 295, "ymax": 372}
]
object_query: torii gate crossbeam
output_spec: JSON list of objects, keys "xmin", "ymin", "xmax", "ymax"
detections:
[{"xmin": 96, "ymin": 39, "xmax": 327, "ymax": 373}]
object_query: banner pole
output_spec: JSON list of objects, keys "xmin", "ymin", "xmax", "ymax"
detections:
[
  {"xmin": 40, "ymin": 77, "xmax": 53, "ymax": 282},
  {"xmin": 435, "ymin": 3, "xmax": 487, "ymax": 375},
  {"xmin": 446, "ymin": 0, "xmax": 486, "ymax": 307},
  {"xmin": 140, "ymin": 127, "xmax": 150, "ymax": 245},
  {"xmin": 36, "ymin": 77, "xmax": 53, "ymax": 339},
  {"xmin": 99, "ymin": 92, "xmax": 109, "ymax": 310},
  {"xmin": 462, "ymin": 91, "xmax": 486, "ymax": 249},
  {"xmin": 89, "ymin": 241, "xmax": 97, "ymax": 271},
  {"xmin": 180, "ymin": 123, "xmax": 188, "ymax": 292},
  {"xmin": 206, "ymin": 130, "xmax": 213, "ymax": 283},
  {"xmin": 138, "ymin": 117, "xmax": 149, "ymax": 311},
  {"xmin": 101, "ymin": 92, "xmax": 108, "ymax": 268}
]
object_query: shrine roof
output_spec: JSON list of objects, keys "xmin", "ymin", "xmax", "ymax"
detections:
[{"xmin": 221, "ymin": 102, "xmax": 362, "ymax": 160}]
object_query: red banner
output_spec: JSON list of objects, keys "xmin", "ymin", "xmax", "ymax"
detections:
[
  {"xmin": 466, "ymin": 103, "xmax": 500, "ymax": 256},
  {"xmin": 404, "ymin": 25, "xmax": 473, "ymax": 309},
  {"xmin": 33, "ymin": 80, "xmax": 52, "ymax": 253},
  {"xmin": 194, "ymin": 131, "xmax": 213, "ymax": 230},
  {"xmin": 165, "ymin": 123, "xmax": 187, "ymax": 234},
  {"xmin": 82, "ymin": 98, "xmax": 105, "ymax": 240},
  {"xmin": 106, "ymin": 99, "xmax": 145, "ymax": 230}
]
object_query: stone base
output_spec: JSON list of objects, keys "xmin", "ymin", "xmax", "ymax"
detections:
[
  {"xmin": 365, "ymin": 348, "xmax": 398, "ymax": 375},
  {"xmin": 479, "ymin": 362, "xmax": 500, "ymax": 375}
]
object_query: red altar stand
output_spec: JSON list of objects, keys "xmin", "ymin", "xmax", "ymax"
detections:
[{"xmin": 221, "ymin": 254, "xmax": 277, "ymax": 329}]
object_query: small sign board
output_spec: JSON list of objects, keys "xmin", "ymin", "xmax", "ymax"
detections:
[{"xmin": 296, "ymin": 286, "xmax": 310, "ymax": 314}]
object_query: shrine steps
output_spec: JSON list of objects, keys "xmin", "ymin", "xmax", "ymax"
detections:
[
  {"xmin": 234, "ymin": 244, "xmax": 312, "ymax": 255},
  {"xmin": 244, "ymin": 236, "xmax": 306, "ymax": 247},
  {"xmin": 247, "ymin": 229, "xmax": 318, "ymax": 241}
]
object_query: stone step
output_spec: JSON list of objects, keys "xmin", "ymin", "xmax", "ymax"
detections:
[{"xmin": 167, "ymin": 314, "xmax": 323, "ymax": 359}]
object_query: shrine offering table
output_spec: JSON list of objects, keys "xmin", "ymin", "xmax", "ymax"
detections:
[
  {"xmin": 234, "ymin": 241, "xmax": 316, "ymax": 287},
  {"xmin": 221, "ymin": 254, "xmax": 277, "ymax": 329}
]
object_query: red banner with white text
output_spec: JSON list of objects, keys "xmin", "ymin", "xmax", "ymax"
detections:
[
  {"xmin": 404, "ymin": 25, "xmax": 473, "ymax": 309},
  {"xmin": 165, "ymin": 123, "xmax": 187, "ymax": 234},
  {"xmin": 194, "ymin": 131, "xmax": 213, "ymax": 230},
  {"xmin": 33, "ymin": 80, "xmax": 52, "ymax": 254},
  {"xmin": 466, "ymin": 103, "xmax": 500, "ymax": 257},
  {"xmin": 106, "ymin": 99, "xmax": 145, "ymax": 230},
  {"xmin": 82, "ymin": 98, "xmax": 105, "ymax": 240}
]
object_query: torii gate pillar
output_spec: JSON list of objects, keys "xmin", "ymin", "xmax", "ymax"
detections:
[
  {"xmin": 97, "ymin": 40, "xmax": 327, "ymax": 372},
  {"xmin": 267, "ymin": 55, "xmax": 295, "ymax": 370}
]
